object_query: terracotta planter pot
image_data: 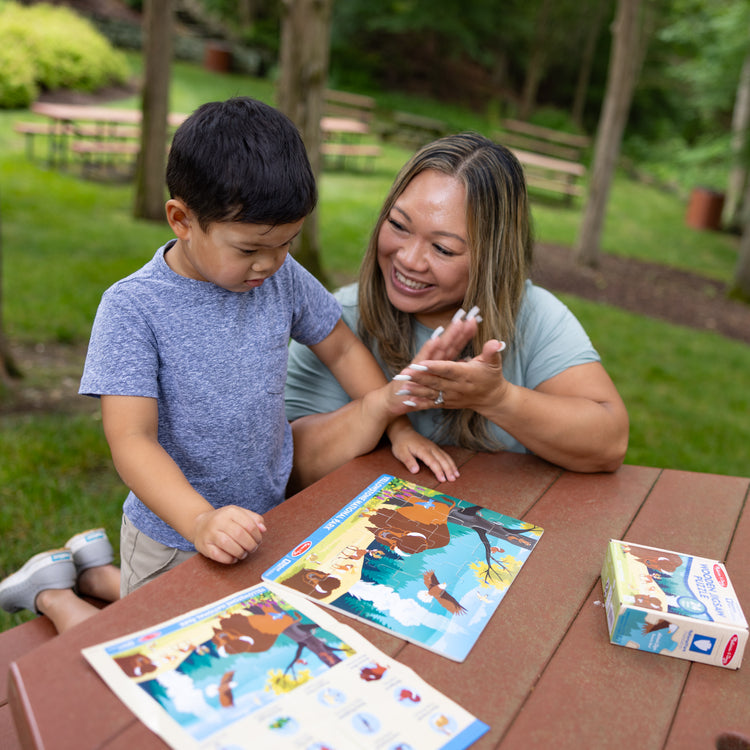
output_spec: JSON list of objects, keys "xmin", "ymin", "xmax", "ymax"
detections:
[
  {"xmin": 685, "ymin": 187, "xmax": 725, "ymax": 231},
  {"xmin": 204, "ymin": 43, "xmax": 232, "ymax": 73}
]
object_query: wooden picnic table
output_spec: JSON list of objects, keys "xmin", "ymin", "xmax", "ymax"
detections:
[
  {"xmin": 23, "ymin": 105, "xmax": 376, "ymax": 175},
  {"xmin": 30, "ymin": 102, "xmax": 187, "ymax": 127},
  {"xmin": 4, "ymin": 447, "xmax": 750, "ymax": 749},
  {"xmin": 25, "ymin": 103, "xmax": 188, "ymax": 172},
  {"xmin": 508, "ymin": 147, "xmax": 587, "ymax": 199}
]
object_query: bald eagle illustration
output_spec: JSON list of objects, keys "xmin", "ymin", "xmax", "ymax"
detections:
[{"xmin": 418, "ymin": 570, "xmax": 467, "ymax": 615}]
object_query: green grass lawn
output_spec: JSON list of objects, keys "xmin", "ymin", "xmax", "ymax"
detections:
[{"xmin": 1, "ymin": 55, "xmax": 748, "ymax": 633}]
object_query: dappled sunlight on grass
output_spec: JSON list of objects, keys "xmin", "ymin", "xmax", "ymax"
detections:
[
  {"xmin": 0, "ymin": 412, "xmax": 124, "ymax": 632},
  {"xmin": 564, "ymin": 295, "xmax": 750, "ymax": 478}
]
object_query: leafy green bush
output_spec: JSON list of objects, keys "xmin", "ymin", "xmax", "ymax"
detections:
[
  {"xmin": 0, "ymin": 1, "xmax": 130, "ymax": 108},
  {"xmin": 0, "ymin": 33, "xmax": 37, "ymax": 107}
]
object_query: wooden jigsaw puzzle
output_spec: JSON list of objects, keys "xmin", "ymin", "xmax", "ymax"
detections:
[{"xmin": 263, "ymin": 474, "xmax": 544, "ymax": 662}]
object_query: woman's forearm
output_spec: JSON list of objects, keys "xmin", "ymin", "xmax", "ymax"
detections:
[{"xmin": 479, "ymin": 383, "xmax": 629, "ymax": 473}]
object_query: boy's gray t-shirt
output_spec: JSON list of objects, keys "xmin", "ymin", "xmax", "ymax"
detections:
[
  {"xmin": 80, "ymin": 242, "xmax": 341, "ymax": 551},
  {"xmin": 285, "ymin": 280, "xmax": 600, "ymax": 454}
]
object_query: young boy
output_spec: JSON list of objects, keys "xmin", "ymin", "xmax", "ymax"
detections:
[
  {"xmin": 1, "ymin": 97, "xmax": 474, "ymax": 626},
  {"xmin": 77, "ymin": 96, "xmax": 456, "ymax": 597}
]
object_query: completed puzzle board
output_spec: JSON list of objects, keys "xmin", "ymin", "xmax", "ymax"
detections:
[{"xmin": 263, "ymin": 474, "xmax": 544, "ymax": 662}]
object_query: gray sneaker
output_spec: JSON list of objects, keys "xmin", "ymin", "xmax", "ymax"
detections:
[
  {"xmin": 64, "ymin": 528, "xmax": 114, "ymax": 574},
  {"xmin": 0, "ymin": 549, "xmax": 76, "ymax": 614}
]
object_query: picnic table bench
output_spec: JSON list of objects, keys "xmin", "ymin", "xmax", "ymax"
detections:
[
  {"xmin": 1, "ymin": 587, "xmax": 112, "ymax": 748},
  {"xmin": 496, "ymin": 118, "xmax": 591, "ymax": 201},
  {"xmin": 13, "ymin": 121, "xmax": 68, "ymax": 160},
  {"xmin": 0, "ymin": 618, "xmax": 57, "ymax": 749},
  {"xmin": 324, "ymin": 89, "xmax": 376, "ymax": 123},
  {"xmin": 379, "ymin": 110, "xmax": 449, "ymax": 151},
  {"xmin": 320, "ymin": 102, "xmax": 382, "ymax": 171}
]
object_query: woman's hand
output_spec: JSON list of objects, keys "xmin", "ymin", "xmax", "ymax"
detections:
[
  {"xmin": 398, "ymin": 339, "xmax": 629, "ymax": 473},
  {"xmin": 397, "ymin": 339, "xmax": 508, "ymax": 412},
  {"xmin": 412, "ymin": 309, "xmax": 479, "ymax": 364},
  {"xmin": 289, "ymin": 308, "xmax": 480, "ymax": 492}
]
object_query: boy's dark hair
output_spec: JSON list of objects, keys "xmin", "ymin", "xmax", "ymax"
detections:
[{"xmin": 166, "ymin": 97, "xmax": 317, "ymax": 230}]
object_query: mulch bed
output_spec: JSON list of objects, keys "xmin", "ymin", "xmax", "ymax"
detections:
[{"xmin": 532, "ymin": 242, "xmax": 750, "ymax": 345}]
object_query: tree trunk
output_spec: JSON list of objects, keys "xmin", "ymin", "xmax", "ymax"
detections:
[
  {"xmin": 575, "ymin": 0, "xmax": 642, "ymax": 267},
  {"xmin": 277, "ymin": 0, "xmax": 334, "ymax": 285},
  {"xmin": 519, "ymin": 0, "xmax": 553, "ymax": 121},
  {"xmin": 723, "ymin": 36, "xmax": 750, "ymax": 233},
  {"xmin": 0, "ymin": 195, "xmax": 21, "ymax": 381},
  {"xmin": 133, "ymin": 0, "xmax": 174, "ymax": 222},
  {"xmin": 733, "ymin": 181, "xmax": 750, "ymax": 298},
  {"xmin": 238, "ymin": 0, "xmax": 256, "ymax": 30},
  {"xmin": 571, "ymin": 0, "xmax": 610, "ymax": 130}
]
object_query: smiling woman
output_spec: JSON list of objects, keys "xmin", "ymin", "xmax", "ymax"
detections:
[
  {"xmin": 285, "ymin": 132, "xmax": 630, "ymax": 485},
  {"xmin": 376, "ymin": 170, "xmax": 471, "ymax": 330}
]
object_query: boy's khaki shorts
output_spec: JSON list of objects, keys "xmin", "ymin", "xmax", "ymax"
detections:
[{"xmin": 120, "ymin": 514, "xmax": 195, "ymax": 597}]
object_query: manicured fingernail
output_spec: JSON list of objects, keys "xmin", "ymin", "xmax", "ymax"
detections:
[
  {"xmin": 395, "ymin": 389, "xmax": 410, "ymax": 395},
  {"xmin": 410, "ymin": 363, "xmax": 429, "ymax": 371},
  {"xmin": 403, "ymin": 400, "xmax": 417, "ymax": 407},
  {"xmin": 451, "ymin": 308, "xmax": 466, "ymax": 324},
  {"xmin": 497, "ymin": 341, "xmax": 506, "ymax": 352},
  {"xmin": 394, "ymin": 374, "xmax": 412, "ymax": 381},
  {"xmin": 430, "ymin": 326, "xmax": 445, "ymax": 340},
  {"xmin": 466, "ymin": 305, "xmax": 481, "ymax": 320}
]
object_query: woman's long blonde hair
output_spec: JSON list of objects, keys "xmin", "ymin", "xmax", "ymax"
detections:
[{"xmin": 358, "ymin": 132, "xmax": 533, "ymax": 450}]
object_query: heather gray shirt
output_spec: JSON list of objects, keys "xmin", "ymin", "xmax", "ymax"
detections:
[{"xmin": 80, "ymin": 242, "xmax": 341, "ymax": 550}]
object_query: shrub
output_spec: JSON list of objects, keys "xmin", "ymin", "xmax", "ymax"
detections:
[
  {"xmin": 0, "ymin": 1, "xmax": 131, "ymax": 108},
  {"xmin": 0, "ymin": 34, "xmax": 37, "ymax": 107}
]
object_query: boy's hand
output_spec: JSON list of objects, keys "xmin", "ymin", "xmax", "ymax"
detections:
[
  {"xmin": 388, "ymin": 422, "xmax": 459, "ymax": 483},
  {"xmin": 192, "ymin": 506, "xmax": 267, "ymax": 564}
]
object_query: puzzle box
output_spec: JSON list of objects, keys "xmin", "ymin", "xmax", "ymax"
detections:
[{"xmin": 601, "ymin": 539, "xmax": 748, "ymax": 669}]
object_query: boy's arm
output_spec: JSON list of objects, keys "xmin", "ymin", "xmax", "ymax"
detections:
[
  {"xmin": 288, "ymin": 320, "xmax": 459, "ymax": 492},
  {"xmin": 101, "ymin": 395, "xmax": 265, "ymax": 564},
  {"xmin": 311, "ymin": 320, "xmax": 393, "ymax": 400}
]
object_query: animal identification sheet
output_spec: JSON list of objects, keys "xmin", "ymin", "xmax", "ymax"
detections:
[
  {"xmin": 262, "ymin": 474, "xmax": 544, "ymax": 662},
  {"xmin": 83, "ymin": 583, "xmax": 489, "ymax": 749}
]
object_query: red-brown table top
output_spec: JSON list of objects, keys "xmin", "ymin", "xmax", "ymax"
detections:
[{"xmin": 7, "ymin": 448, "xmax": 750, "ymax": 749}]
